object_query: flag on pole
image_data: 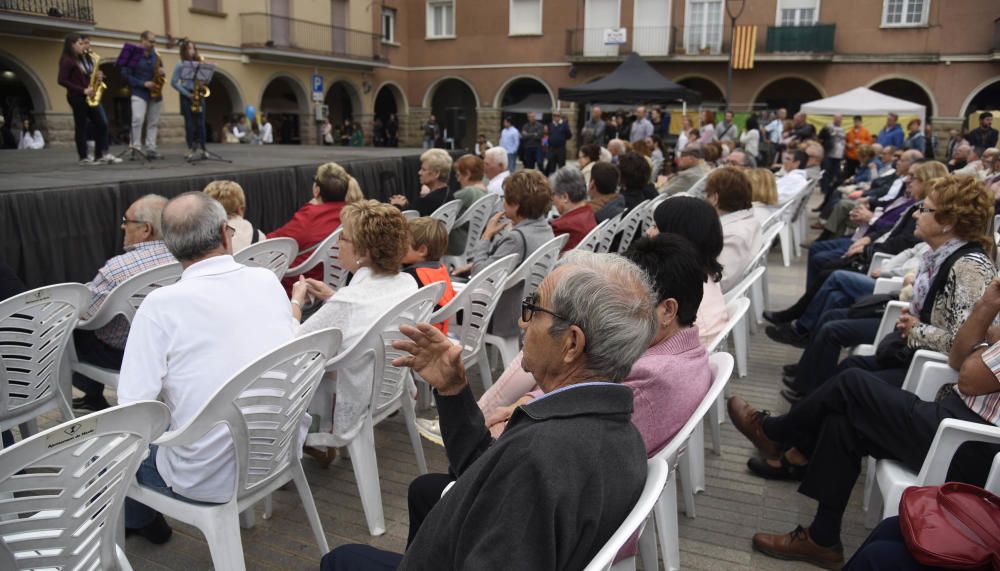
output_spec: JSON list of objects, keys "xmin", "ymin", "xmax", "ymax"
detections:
[{"xmin": 732, "ymin": 25, "xmax": 757, "ymax": 70}]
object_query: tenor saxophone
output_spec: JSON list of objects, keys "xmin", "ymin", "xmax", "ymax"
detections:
[
  {"xmin": 191, "ymin": 79, "xmax": 210, "ymax": 113},
  {"xmin": 148, "ymin": 53, "xmax": 165, "ymax": 99},
  {"xmin": 85, "ymin": 50, "xmax": 106, "ymax": 107}
]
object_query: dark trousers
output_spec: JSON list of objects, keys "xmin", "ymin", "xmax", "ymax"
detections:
[
  {"xmin": 836, "ymin": 354, "xmax": 907, "ymax": 391},
  {"xmin": 407, "ymin": 473, "xmax": 452, "ymax": 545},
  {"xmin": 765, "ymin": 370, "xmax": 998, "ymax": 530},
  {"xmin": 180, "ymin": 95, "xmax": 207, "ymax": 150},
  {"xmin": 819, "ymin": 157, "xmax": 842, "ymax": 203},
  {"xmin": 546, "ymin": 146, "xmax": 567, "ymax": 174},
  {"xmin": 68, "ymin": 94, "xmax": 106, "ymax": 160},
  {"xmin": 843, "ymin": 158, "xmax": 861, "ymax": 181},
  {"xmin": 70, "ymin": 329, "xmax": 123, "ymax": 404},
  {"xmin": 807, "ymin": 237, "xmax": 853, "ymax": 290},
  {"xmin": 522, "ymin": 146, "xmax": 542, "ymax": 169},
  {"xmin": 844, "ymin": 517, "xmax": 943, "ymax": 571},
  {"xmin": 320, "ymin": 545, "xmax": 403, "ymax": 571},
  {"xmin": 791, "ymin": 308, "xmax": 879, "ymax": 395}
]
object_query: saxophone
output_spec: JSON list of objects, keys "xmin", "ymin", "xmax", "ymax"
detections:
[
  {"xmin": 148, "ymin": 53, "xmax": 165, "ymax": 99},
  {"xmin": 85, "ymin": 50, "xmax": 106, "ymax": 107},
  {"xmin": 190, "ymin": 54, "xmax": 210, "ymax": 113}
]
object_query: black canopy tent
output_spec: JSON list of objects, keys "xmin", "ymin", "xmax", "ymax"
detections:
[{"xmin": 558, "ymin": 53, "xmax": 702, "ymax": 105}]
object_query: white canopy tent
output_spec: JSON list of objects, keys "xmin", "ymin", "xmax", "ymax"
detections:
[{"xmin": 800, "ymin": 87, "xmax": 926, "ymax": 127}]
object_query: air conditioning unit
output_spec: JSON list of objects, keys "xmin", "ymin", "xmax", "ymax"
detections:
[{"xmin": 315, "ymin": 104, "xmax": 329, "ymax": 122}]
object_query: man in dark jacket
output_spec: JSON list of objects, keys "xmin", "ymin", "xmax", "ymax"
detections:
[
  {"xmin": 545, "ymin": 110, "xmax": 572, "ymax": 174},
  {"xmin": 520, "ymin": 112, "xmax": 544, "ymax": 170},
  {"xmin": 321, "ymin": 252, "xmax": 657, "ymax": 571}
]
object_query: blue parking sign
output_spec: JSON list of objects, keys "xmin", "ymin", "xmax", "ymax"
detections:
[{"xmin": 312, "ymin": 74, "xmax": 324, "ymax": 101}]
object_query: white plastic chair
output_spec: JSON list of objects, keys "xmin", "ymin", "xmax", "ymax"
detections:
[
  {"xmin": 789, "ymin": 178, "xmax": 819, "ymax": 257},
  {"xmin": 638, "ymin": 353, "xmax": 735, "ymax": 571},
  {"xmin": 0, "ymin": 400, "xmax": 170, "ymax": 571},
  {"xmin": 284, "ymin": 227, "xmax": 350, "ymax": 290},
  {"xmin": 401, "ymin": 209, "xmax": 420, "ymax": 219},
  {"xmin": 306, "ymin": 284, "xmax": 444, "ymax": 536},
  {"xmin": 484, "ymin": 234, "xmax": 569, "ymax": 369},
  {"xmin": 852, "ymin": 300, "xmax": 908, "ymax": 357},
  {"xmin": 575, "ymin": 219, "xmax": 613, "ymax": 252},
  {"xmin": 710, "ymin": 295, "xmax": 752, "ymax": 379},
  {"xmin": 583, "ymin": 458, "xmax": 670, "ymax": 571},
  {"xmin": 594, "ymin": 213, "xmax": 623, "ymax": 253},
  {"xmin": 126, "ymin": 328, "xmax": 342, "ymax": 571},
  {"xmin": 640, "ymin": 194, "xmax": 670, "ymax": 235},
  {"xmin": 867, "ymin": 252, "xmax": 894, "ymax": 277},
  {"xmin": 234, "ymin": 237, "xmax": 298, "ymax": 278},
  {"xmin": 442, "ymin": 193, "xmax": 501, "ymax": 270},
  {"xmin": 873, "ymin": 276, "xmax": 905, "ymax": 295},
  {"xmin": 1, "ymin": 283, "xmax": 90, "ymax": 449},
  {"xmin": 66, "ymin": 262, "xmax": 183, "ymax": 391},
  {"xmin": 429, "ymin": 255, "xmax": 518, "ymax": 391},
  {"xmin": 753, "ymin": 222, "xmax": 784, "ymax": 325},
  {"xmin": 429, "ymin": 199, "xmax": 463, "ymax": 232},
  {"xmin": 724, "ymin": 265, "xmax": 766, "ymax": 336},
  {"xmin": 614, "ymin": 200, "xmax": 650, "ymax": 253}
]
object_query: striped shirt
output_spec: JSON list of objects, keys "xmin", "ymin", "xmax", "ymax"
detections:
[
  {"xmin": 85, "ymin": 240, "xmax": 175, "ymax": 349},
  {"xmin": 957, "ymin": 342, "xmax": 1000, "ymax": 426}
]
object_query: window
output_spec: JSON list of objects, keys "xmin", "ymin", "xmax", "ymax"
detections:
[
  {"xmin": 882, "ymin": 0, "xmax": 928, "ymax": 26},
  {"xmin": 381, "ymin": 7, "xmax": 396, "ymax": 43},
  {"xmin": 427, "ymin": 0, "xmax": 455, "ymax": 38},
  {"xmin": 510, "ymin": 0, "xmax": 542, "ymax": 35},
  {"xmin": 776, "ymin": 0, "xmax": 818, "ymax": 26},
  {"xmin": 191, "ymin": 0, "xmax": 220, "ymax": 12},
  {"xmin": 684, "ymin": 0, "xmax": 723, "ymax": 54}
]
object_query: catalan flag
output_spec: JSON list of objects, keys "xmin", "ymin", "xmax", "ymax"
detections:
[{"xmin": 732, "ymin": 25, "xmax": 757, "ymax": 70}]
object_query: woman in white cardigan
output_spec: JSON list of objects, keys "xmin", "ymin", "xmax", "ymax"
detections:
[
  {"xmin": 290, "ymin": 200, "xmax": 417, "ymax": 465},
  {"xmin": 706, "ymin": 167, "xmax": 763, "ymax": 293}
]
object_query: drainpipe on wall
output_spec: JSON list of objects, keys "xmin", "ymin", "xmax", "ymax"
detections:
[{"xmin": 163, "ymin": 0, "xmax": 173, "ymax": 47}]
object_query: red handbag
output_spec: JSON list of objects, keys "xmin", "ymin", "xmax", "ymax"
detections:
[{"xmin": 899, "ymin": 482, "xmax": 1000, "ymax": 570}]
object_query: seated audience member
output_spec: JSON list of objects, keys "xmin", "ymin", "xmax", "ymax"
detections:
[
  {"xmin": 878, "ymin": 145, "xmax": 898, "ymax": 176},
  {"xmin": 202, "ymin": 180, "xmax": 265, "ymax": 252},
  {"xmin": 576, "ymin": 143, "xmax": 601, "ymax": 187},
  {"xmin": 550, "ymin": 166, "xmax": 597, "ymax": 251},
  {"xmin": 446, "ymin": 154, "xmax": 488, "ymax": 256},
  {"xmin": 850, "ymin": 144, "xmax": 880, "ymax": 185},
  {"xmin": 617, "ymin": 151, "xmax": 657, "ymax": 211},
  {"xmin": 842, "ymin": 514, "xmax": 987, "ymax": 570},
  {"xmin": 954, "ymin": 146, "xmax": 990, "ymax": 180},
  {"xmin": 723, "ymin": 148, "xmax": 757, "ymax": 169},
  {"xmin": 820, "ymin": 149, "xmax": 917, "ymax": 239},
  {"xmin": 607, "ymin": 138, "xmax": 628, "ymax": 163},
  {"xmin": 588, "ymin": 161, "xmax": 624, "ymax": 223},
  {"xmin": 118, "ymin": 192, "xmax": 298, "ymax": 543},
  {"xmin": 659, "ymin": 143, "xmax": 711, "ymax": 197},
  {"xmin": 781, "ymin": 175, "xmax": 995, "ymax": 402},
  {"xmin": 17, "ymin": 118, "xmax": 44, "ymax": 149},
  {"xmin": 727, "ymin": 274, "xmax": 1000, "ymax": 569},
  {"xmin": 774, "ymin": 149, "xmax": 811, "ymax": 205},
  {"xmin": 390, "ymin": 149, "xmax": 453, "ymax": 216},
  {"xmin": 705, "ymin": 167, "xmax": 763, "ymax": 292},
  {"xmin": 322, "ymin": 251, "xmax": 655, "ymax": 570},
  {"xmin": 268, "ymin": 162, "xmax": 359, "ymax": 293},
  {"xmin": 402, "ymin": 217, "xmax": 456, "ymax": 333},
  {"xmin": 746, "ymin": 167, "xmax": 779, "ymax": 222},
  {"xmin": 289, "ymin": 200, "xmax": 416, "ymax": 465},
  {"xmin": 483, "ymin": 146, "xmax": 509, "ymax": 196},
  {"xmin": 649, "ymin": 196, "xmax": 730, "ymax": 347},
  {"xmin": 72, "ymin": 194, "xmax": 175, "ymax": 412},
  {"xmin": 803, "ymin": 141, "xmax": 824, "ymax": 180}
]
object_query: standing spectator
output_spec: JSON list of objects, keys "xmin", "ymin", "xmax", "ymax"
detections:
[
  {"xmin": 966, "ymin": 112, "xmax": 999, "ymax": 149},
  {"xmin": 716, "ymin": 110, "xmax": 739, "ymax": 142},
  {"xmin": 340, "ymin": 118, "xmax": 353, "ymax": 146},
  {"xmin": 699, "ymin": 110, "xmax": 716, "ymax": 144},
  {"xmin": 903, "ymin": 118, "xmax": 925, "ymax": 151},
  {"xmin": 604, "ymin": 113, "xmax": 620, "ymax": 144},
  {"xmin": 945, "ymin": 128, "xmax": 963, "ymax": 161},
  {"xmin": 549, "ymin": 166, "xmax": 597, "ymax": 251},
  {"xmin": 580, "ymin": 106, "xmax": 605, "ymax": 146},
  {"xmin": 259, "ymin": 113, "xmax": 273, "ymax": 144},
  {"xmin": 651, "ymin": 107, "xmax": 671, "ymax": 139},
  {"xmin": 791, "ymin": 112, "xmax": 817, "ymax": 142},
  {"xmin": 520, "ymin": 112, "xmax": 544, "ymax": 170},
  {"xmin": 629, "ymin": 105, "xmax": 653, "ymax": 143},
  {"xmin": 922, "ymin": 121, "xmax": 938, "ymax": 159},
  {"xmin": 546, "ymin": 110, "xmax": 572, "ymax": 174},
  {"xmin": 876, "ymin": 112, "xmax": 905, "ymax": 148},
  {"xmin": 372, "ymin": 116, "xmax": 385, "ymax": 147},
  {"xmin": 676, "ymin": 116, "xmax": 693, "ymax": 158},
  {"xmin": 422, "ymin": 114, "xmax": 439, "ymax": 150},
  {"xmin": 350, "ymin": 123, "xmax": 364, "ymax": 147},
  {"xmin": 817, "ymin": 114, "xmax": 845, "ymax": 211},
  {"xmin": 321, "ymin": 118, "xmax": 334, "ymax": 145},
  {"xmin": 765, "ymin": 108, "xmax": 787, "ymax": 145},
  {"xmin": 499, "ymin": 116, "xmax": 520, "ymax": 173},
  {"xmin": 17, "ymin": 117, "xmax": 44, "ymax": 149},
  {"xmin": 386, "ymin": 113, "xmax": 399, "ymax": 147},
  {"xmin": 739, "ymin": 115, "xmax": 761, "ymax": 162},
  {"xmin": 843, "ymin": 115, "xmax": 873, "ymax": 179}
]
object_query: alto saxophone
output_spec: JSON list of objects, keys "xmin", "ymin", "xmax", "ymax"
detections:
[
  {"xmin": 190, "ymin": 54, "xmax": 210, "ymax": 113},
  {"xmin": 148, "ymin": 53, "xmax": 165, "ymax": 99},
  {"xmin": 85, "ymin": 50, "xmax": 106, "ymax": 107}
]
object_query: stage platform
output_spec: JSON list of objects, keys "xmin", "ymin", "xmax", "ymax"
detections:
[{"xmin": 0, "ymin": 144, "xmax": 436, "ymax": 288}]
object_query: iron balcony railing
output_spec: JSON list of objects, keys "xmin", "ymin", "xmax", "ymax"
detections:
[
  {"xmin": 765, "ymin": 23, "xmax": 835, "ymax": 53},
  {"xmin": 240, "ymin": 12, "xmax": 385, "ymax": 62},
  {"xmin": 0, "ymin": 0, "xmax": 93, "ymax": 22},
  {"xmin": 567, "ymin": 26, "xmax": 731, "ymax": 58}
]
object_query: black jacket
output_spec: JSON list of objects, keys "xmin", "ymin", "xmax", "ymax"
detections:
[{"xmin": 402, "ymin": 383, "xmax": 647, "ymax": 570}]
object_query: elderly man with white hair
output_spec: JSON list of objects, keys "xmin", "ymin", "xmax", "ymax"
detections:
[
  {"xmin": 321, "ymin": 251, "xmax": 656, "ymax": 571},
  {"xmin": 484, "ymin": 146, "xmax": 510, "ymax": 196}
]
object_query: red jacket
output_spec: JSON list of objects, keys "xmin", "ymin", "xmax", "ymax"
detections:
[
  {"xmin": 268, "ymin": 201, "xmax": 345, "ymax": 292},
  {"xmin": 551, "ymin": 205, "xmax": 597, "ymax": 251}
]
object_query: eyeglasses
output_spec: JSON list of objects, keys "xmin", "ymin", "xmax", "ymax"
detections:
[
  {"xmin": 917, "ymin": 206, "xmax": 937, "ymax": 214},
  {"xmin": 225, "ymin": 225, "xmax": 236, "ymax": 238},
  {"xmin": 521, "ymin": 293, "xmax": 569, "ymax": 323},
  {"xmin": 122, "ymin": 216, "xmax": 148, "ymax": 226}
]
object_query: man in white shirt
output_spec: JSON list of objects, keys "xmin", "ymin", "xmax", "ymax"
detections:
[
  {"xmin": 628, "ymin": 105, "xmax": 653, "ymax": 143},
  {"xmin": 499, "ymin": 116, "xmax": 520, "ymax": 174},
  {"xmin": 775, "ymin": 150, "xmax": 811, "ymax": 205},
  {"xmin": 118, "ymin": 191, "xmax": 298, "ymax": 543},
  {"xmin": 484, "ymin": 146, "xmax": 510, "ymax": 196},
  {"xmin": 260, "ymin": 113, "xmax": 273, "ymax": 144},
  {"xmin": 765, "ymin": 108, "xmax": 786, "ymax": 145}
]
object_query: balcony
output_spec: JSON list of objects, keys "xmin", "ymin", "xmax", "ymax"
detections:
[
  {"xmin": 240, "ymin": 13, "xmax": 386, "ymax": 68},
  {"xmin": 566, "ymin": 26, "xmax": 728, "ymax": 61},
  {"xmin": 765, "ymin": 23, "xmax": 835, "ymax": 53},
  {"xmin": 0, "ymin": 0, "xmax": 94, "ymax": 31}
]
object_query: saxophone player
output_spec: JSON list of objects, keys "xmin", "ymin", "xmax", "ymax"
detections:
[
  {"xmin": 57, "ymin": 33, "xmax": 111, "ymax": 165},
  {"xmin": 171, "ymin": 38, "xmax": 207, "ymax": 159},
  {"xmin": 122, "ymin": 31, "xmax": 165, "ymax": 158}
]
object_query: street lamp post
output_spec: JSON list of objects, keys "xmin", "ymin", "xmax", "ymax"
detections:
[{"xmin": 725, "ymin": 0, "xmax": 747, "ymax": 112}]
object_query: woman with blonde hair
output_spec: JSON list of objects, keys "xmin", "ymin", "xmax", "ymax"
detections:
[
  {"xmin": 290, "ymin": 200, "xmax": 417, "ymax": 464},
  {"xmin": 390, "ymin": 148, "xmax": 453, "ymax": 216},
  {"xmin": 746, "ymin": 168, "xmax": 778, "ymax": 223},
  {"xmin": 202, "ymin": 180, "xmax": 265, "ymax": 251}
]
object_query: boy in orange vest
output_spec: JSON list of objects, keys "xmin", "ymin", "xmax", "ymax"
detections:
[{"xmin": 402, "ymin": 217, "xmax": 457, "ymax": 334}]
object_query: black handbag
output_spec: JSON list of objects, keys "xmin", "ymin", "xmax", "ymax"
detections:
[
  {"xmin": 875, "ymin": 328, "xmax": 916, "ymax": 369},
  {"xmin": 847, "ymin": 293, "xmax": 896, "ymax": 319}
]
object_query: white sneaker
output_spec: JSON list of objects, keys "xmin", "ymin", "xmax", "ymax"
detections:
[
  {"xmin": 414, "ymin": 417, "xmax": 443, "ymax": 446},
  {"xmin": 79, "ymin": 157, "xmax": 97, "ymax": 166},
  {"xmin": 98, "ymin": 155, "xmax": 123, "ymax": 164}
]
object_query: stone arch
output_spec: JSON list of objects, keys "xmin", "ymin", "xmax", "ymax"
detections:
[
  {"xmin": 492, "ymin": 74, "xmax": 555, "ymax": 110},
  {"xmin": 426, "ymin": 77, "xmax": 479, "ymax": 149},
  {"xmin": 675, "ymin": 75, "xmax": 726, "ymax": 105},
  {"xmin": 260, "ymin": 73, "xmax": 309, "ymax": 144},
  {"xmin": 0, "ymin": 49, "xmax": 50, "ymax": 113},
  {"xmin": 751, "ymin": 76, "xmax": 826, "ymax": 114},
  {"xmin": 960, "ymin": 76, "xmax": 1000, "ymax": 120},
  {"xmin": 205, "ymin": 68, "xmax": 245, "ymax": 143},
  {"xmin": 373, "ymin": 80, "xmax": 408, "ymax": 116},
  {"xmin": 325, "ymin": 79, "xmax": 362, "ymax": 125},
  {"xmin": 867, "ymin": 74, "xmax": 937, "ymax": 119},
  {"xmin": 421, "ymin": 75, "xmax": 481, "ymax": 109}
]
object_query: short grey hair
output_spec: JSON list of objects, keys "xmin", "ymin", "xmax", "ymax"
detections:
[
  {"xmin": 131, "ymin": 194, "xmax": 168, "ymax": 239},
  {"xmin": 485, "ymin": 146, "xmax": 508, "ymax": 169},
  {"xmin": 731, "ymin": 150, "xmax": 757, "ymax": 168},
  {"xmin": 547, "ymin": 251, "xmax": 658, "ymax": 382},
  {"xmin": 161, "ymin": 192, "xmax": 228, "ymax": 261},
  {"xmin": 550, "ymin": 167, "xmax": 588, "ymax": 203}
]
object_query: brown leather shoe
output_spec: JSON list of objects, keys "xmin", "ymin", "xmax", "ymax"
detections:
[
  {"xmin": 753, "ymin": 526, "xmax": 844, "ymax": 569},
  {"xmin": 727, "ymin": 396, "xmax": 781, "ymax": 459}
]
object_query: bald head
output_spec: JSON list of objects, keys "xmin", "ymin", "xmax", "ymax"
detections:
[
  {"xmin": 896, "ymin": 149, "xmax": 923, "ymax": 176},
  {"xmin": 162, "ymin": 192, "xmax": 229, "ymax": 263},
  {"xmin": 131, "ymin": 194, "xmax": 168, "ymax": 239}
]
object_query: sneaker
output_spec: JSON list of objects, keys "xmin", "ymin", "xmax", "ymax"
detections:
[
  {"xmin": 125, "ymin": 513, "xmax": 173, "ymax": 545},
  {"xmin": 98, "ymin": 155, "xmax": 123, "ymax": 164},
  {"xmin": 414, "ymin": 417, "xmax": 443, "ymax": 446},
  {"xmin": 146, "ymin": 149, "xmax": 162, "ymax": 159},
  {"xmin": 79, "ymin": 157, "xmax": 97, "ymax": 166}
]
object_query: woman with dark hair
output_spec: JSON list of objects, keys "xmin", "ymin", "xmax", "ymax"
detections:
[
  {"xmin": 57, "ymin": 33, "xmax": 108, "ymax": 164},
  {"xmin": 617, "ymin": 151, "xmax": 657, "ymax": 211},
  {"xmin": 741, "ymin": 115, "xmax": 761, "ymax": 162},
  {"xmin": 650, "ymin": 196, "xmax": 730, "ymax": 347},
  {"xmin": 17, "ymin": 117, "xmax": 44, "ymax": 150},
  {"xmin": 705, "ymin": 167, "xmax": 764, "ymax": 291},
  {"xmin": 577, "ymin": 143, "xmax": 601, "ymax": 187},
  {"xmin": 170, "ymin": 38, "xmax": 207, "ymax": 158}
]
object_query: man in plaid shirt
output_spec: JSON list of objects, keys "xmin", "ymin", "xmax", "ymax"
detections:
[{"xmin": 72, "ymin": 194, "xmax": 175, "ymax": 411}]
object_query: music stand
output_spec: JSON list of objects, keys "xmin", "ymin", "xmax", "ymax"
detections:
[
  {"xmin": 114, "ymin": 43, "xmax": 154, "ymax": 163},
  {"xmin": 180, "ymin": 61, "xmax": 230, "ymax": 164}
]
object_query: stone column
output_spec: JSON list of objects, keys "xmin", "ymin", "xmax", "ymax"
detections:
[
  {"xmin": 930, "ymin": 116, "xmax": 962, "ymax": 160},
  {"xmin": 476, "ymin": 107, "xmax": 501, "ymax": 147},
  {"xmin": 358, "ymin": 112, "xmax": 374, "ymax": 145},
  {"xmin": 407, "ymin": 107, "xmax": 431, "ymax": 148},
  {"xmin": 300, "ymin": 111, "xmax": 318, "ymax": 145},
  {"xmin": 34, "ymin": 111, "xmax": 74, "ymax": 147},
  {"xmin": 561, "ymin": 105, "xmax": 579, "ymax": 159}
]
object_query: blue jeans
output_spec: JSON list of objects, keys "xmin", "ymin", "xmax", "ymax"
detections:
[
  {"xmin": 792, "ymin": 308, "xmax": 880, "ymax": 395},
  {"xmin": 807, "ymin": 237, "xmax": 853, "ymax": 290},
  {"xmin": 125, "ymin": 445, "xmax": 220, "ymax": 528},
  {"xmin": 798, "ymin": 270, "xmax": 876, "ymax": 333},
  {"xmin": 321, "ymin": 545, "xmax": 403, "ymax": 571},
  {"xmin": 179, "ymin": 95, "xmax": 207, "ymax": 150},
  {"xmin": 507, "ymin": 152, "xmax": 517, "ymax": 173},
  {"xmin": 844, "ymin": 517, "xmax": 942, "ymax": 570}
]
